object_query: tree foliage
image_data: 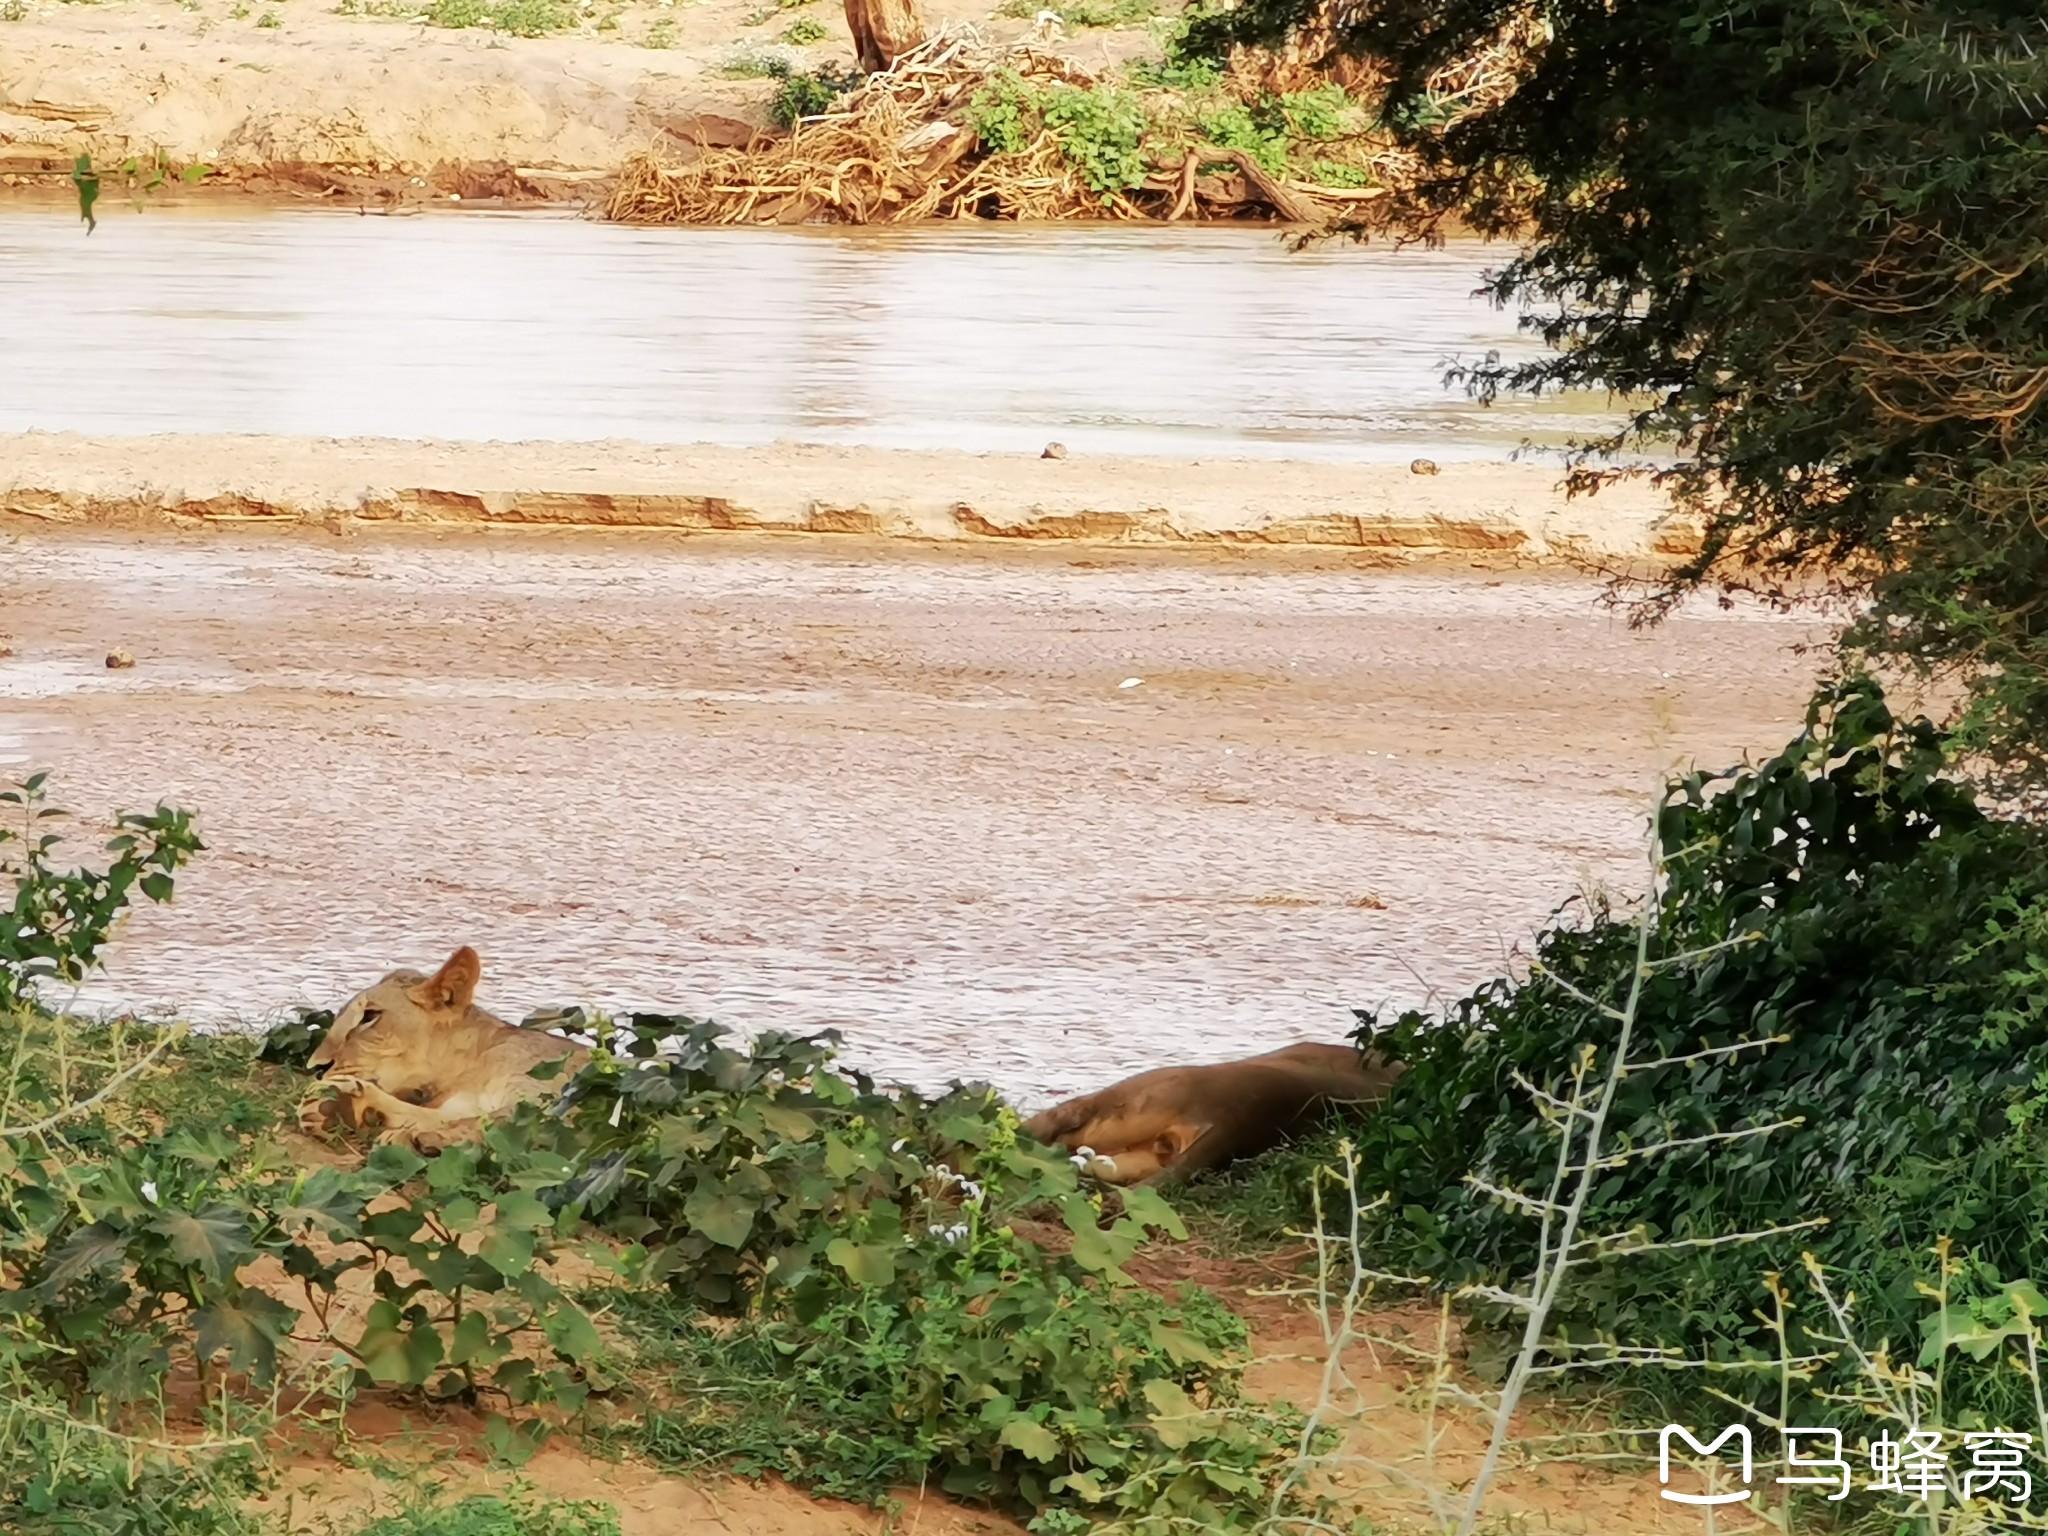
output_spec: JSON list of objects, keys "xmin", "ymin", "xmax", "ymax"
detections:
[
  {"xmin": 1342, "ymin": 679, "xmax": 2048, "ymax": 1425},
  {"xmin": 1194, "ymin": 0, "xmax": 2048, "ymax": 790}
]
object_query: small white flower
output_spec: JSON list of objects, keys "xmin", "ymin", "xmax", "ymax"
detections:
[
  {"xmin": 140, "ymin": 1180, "xmax": 159, "ymax": 1205},
  {"xmin": 609, "ymin": 1096, "xmax": 625, "ymax": 1127},
  {"xmin": 948, "ymin": 1223, "xmax": 970, "ymax": 1242},
  {"xmin": 928, "ymin": 1223, "xmax": 949, "ymax": 1237},
  {"xmin": 959, "ymin": 1180, "xmax": 984, "ymax": 1202},
  {"xmin": 891, "ymin": 1139, "xmax": 907, "ymax": 1153}
]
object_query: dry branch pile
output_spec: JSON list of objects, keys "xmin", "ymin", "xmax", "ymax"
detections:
[{"xmin": 607, "ymin": 26, "xmax": 1390, "ymax": 227}]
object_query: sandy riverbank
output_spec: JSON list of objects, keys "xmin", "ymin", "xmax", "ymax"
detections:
[
  {"xmin": 0, "ymin": 0, "xmax": 1139, "ymax": 203},
  {"xmin": 0, "ymin": 434, "xmax": 1694, "ymax": 560}
]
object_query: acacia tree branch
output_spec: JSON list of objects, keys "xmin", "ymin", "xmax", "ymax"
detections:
[{"xmin": 0, "ymin": 1025, "xmax": 179, "ymax": 1139}]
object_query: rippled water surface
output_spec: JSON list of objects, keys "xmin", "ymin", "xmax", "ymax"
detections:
[
  {"xmin": 0, "ymin": 210, "xmax": 1609, "ymax": 460},
  {"xmin": 3, "ymin": 531, "xmax": 1826, "ymax": 1103}
]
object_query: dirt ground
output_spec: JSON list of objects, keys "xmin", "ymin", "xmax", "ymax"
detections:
[{"xmin": 0, "ymin": 0, "xmax": 1141, "ymax": 201}]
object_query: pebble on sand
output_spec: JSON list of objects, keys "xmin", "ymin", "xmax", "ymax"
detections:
[{"xmin": 106, "ymin": 650, "xmax": 135, "ymax": 669}]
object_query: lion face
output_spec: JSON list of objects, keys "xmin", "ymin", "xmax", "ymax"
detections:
[{"xmin": 308, "ymin": 946, "xmax": 481, "ymax": 1093}]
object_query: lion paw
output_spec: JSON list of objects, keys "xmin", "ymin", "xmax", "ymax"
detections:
[{"xmin": 296, "ymin": 1098, "xmax": 336, "ymax": 1135}]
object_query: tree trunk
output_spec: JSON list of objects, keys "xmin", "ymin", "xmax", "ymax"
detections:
[{"xmin": 844, "ymin": 0, "xmax": 926, "ymax": 73}]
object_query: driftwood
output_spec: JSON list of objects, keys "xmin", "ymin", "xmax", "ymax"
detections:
[
  {"xmin": 1154, "ymin": 146, "xmax": 1384, "ymax": 225},
  {"xmin": 1166, "ymin": 147, "xmax": 1200, "ymax": 221},
  {"xmin": 845, "ymin": 0, "xmax": 928, "ymax": 72},
  {"xmin": 608, "ymin": 27, "xmax": 1399, "ymax": 228},
  {"xmin": 1189, "ymin": 145, "xmax": 1329, "ymax": 226}
]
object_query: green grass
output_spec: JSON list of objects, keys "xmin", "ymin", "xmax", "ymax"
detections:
[
  {"xmin": 359, "ymin": 1492, "xmax": 622, "ymax": 1536},
  {"xmin": 337, "ymin": 0, "xmax": 581, "ymax": 33},
  {"xmin": 422, "ymin": 0, "xmax": 579, "ymax": 32},
  {"xmin": 123, "ymin": 1027, "xmax": 305, "ymax": 1138},
  {"xmin": 1156, "ymin": 1119, "xmax": 1361, "ymax": 1255},
  {"xmin": 608, "ymin": 1289, "xmax": 934, "ymax": 1503},
  {"xmin": 606, "ymin": 1276, "xmax": 1269, "ymax": 1515},
  {"xmin": 719, "ymin": 50, "xmax": 787, "ymax": 78}
]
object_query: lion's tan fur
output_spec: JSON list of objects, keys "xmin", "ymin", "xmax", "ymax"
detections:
[
  {"xmin": 302, "ymin": 946, "xmax": 590, "ymax": 1150},
  {"xmin": 1022, "ymin": 1042, "xmax": 1402, "ymax": 1186}
]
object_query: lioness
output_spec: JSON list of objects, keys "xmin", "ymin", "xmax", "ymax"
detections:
[
  {"xmin": 301, "ymin": 946, "xmax": 591, "ymax": 1150},
  {"xmin": 1022, "ymin": 1042, "xmax": 1402, "ymax": 1186}
]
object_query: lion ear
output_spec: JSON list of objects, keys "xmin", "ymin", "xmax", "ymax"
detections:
[{"xmin": 412, "ymin": 946, "xmax": 481, "ymax": 1011}]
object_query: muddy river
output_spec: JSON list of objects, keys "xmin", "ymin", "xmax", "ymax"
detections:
[
  {"xmin": 0, "ymin": 210, "xmax": 1615, "ymax": 461},
  {"xmin": 2, "ymin": 530, "xmax": 1829, "ymax": 1104}
]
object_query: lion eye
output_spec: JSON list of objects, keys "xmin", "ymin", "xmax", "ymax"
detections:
[{"xmin": 359, "ymin": 1007, "xmax": 383, "ymax": 1029}]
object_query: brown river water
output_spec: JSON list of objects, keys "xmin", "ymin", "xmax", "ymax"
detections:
[
  {"xmin": 2, "ymin": 529, "xmax": 1830, "ymax": 1105},
  {"xmin": 0, "ymin": 210, "xmax": 1621, "ymax": 462}
]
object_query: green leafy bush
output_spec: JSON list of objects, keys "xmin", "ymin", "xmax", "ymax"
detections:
[
  {"xmin": 534, "ymin": 1013, "xmax": 1173, "ymax": 1308},
  {"xmin": 968, "ymin": 71, "xmax": 1038, "ymax": 154},
  {"xmin": 970, "ymin": 77, "xmax": 1154, "ymax": 195},
  {"xmin": 1040, "ymin": 85, "xmax": 1149, "ymax": 196},
  {"xmin": 1277, "ymin": 85, "xmax": 1349, "ymax": 142},
  {"xmin": 970, "ymin": 62, "xmax": 1366, "ymax": 194},
  {"xmin": 541, "ymin": 1015, "xmax": 1295, "ymax": 1526},
  {"xmin": 1344, "ymin": 678, "xmax": 2048, "ymax": 1426},
  {"xmin": 0, "ymin": 1108, "xmax": 615, "ymax": 1419},
  {"xmin": 1192, "ymin": 102, "xmax": 1287, "ymax": 174},
  {"xmin": 603, "ymin": 1059, "xmax": 1290, "ymax": 1526},
  {"xmin": 0, "ymin": 775, "xmax": 200, "ymax": 1013},
  {"xmin": 766, "ymin": 62, "xmax": 865, "ymax": 125},
  {"xmin": 1126, "ymin": 12, "xmax": 1223, "ymax": 92},
  {"xmin": 6, "ymin": 992, "xmax": 1297, "ymax": 1530}
]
